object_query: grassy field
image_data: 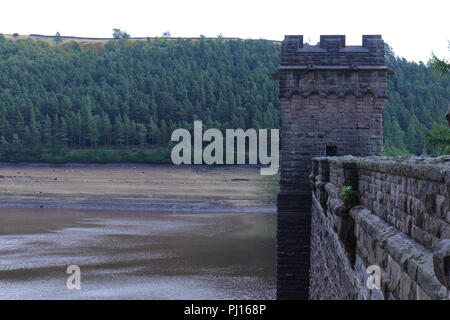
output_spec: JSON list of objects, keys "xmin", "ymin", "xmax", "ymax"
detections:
[{"xmin": 2, "ymin": 33, "xmax": 282, "ymax": 46}]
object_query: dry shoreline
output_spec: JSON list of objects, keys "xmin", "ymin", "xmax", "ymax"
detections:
[
  {"xmin": 0, "ymin": 201, "xmax": 275, "ymax": 213},
  {"xmin": 0, "ymin": 163, "xmax": 277, "ymax": 213}
]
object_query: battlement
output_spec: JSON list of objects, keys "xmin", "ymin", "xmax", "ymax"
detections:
[
  {"xmin": 276, "ymin": 33, "xmax": 390, "ymax": 300},
  {"xmin": 280, "ymin": 35, "xmax": 386, "ymax": 67}
]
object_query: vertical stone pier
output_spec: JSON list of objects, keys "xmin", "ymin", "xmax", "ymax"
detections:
[{"xmin": 276, "ymin": 35, "xmax": 390, "ymax": 299}]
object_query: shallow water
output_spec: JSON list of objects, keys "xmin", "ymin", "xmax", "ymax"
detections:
[{"xmin": 0, "ymin": 207, "xmax": 276, "ymax": 300}]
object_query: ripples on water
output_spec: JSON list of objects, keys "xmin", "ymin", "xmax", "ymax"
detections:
[{"xmin": 0, "ymin": 207, "xmax": 276, "ymax": 300}]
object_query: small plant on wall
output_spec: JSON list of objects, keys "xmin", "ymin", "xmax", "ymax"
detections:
[{"xmin": 340, "ymin": 186, "xmax": 359, "ymax": 207}]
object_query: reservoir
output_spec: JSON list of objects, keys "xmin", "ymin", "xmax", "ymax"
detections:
[{"xmin": 0, "ymin": 165, "xmax": 276, "ymax": 299}]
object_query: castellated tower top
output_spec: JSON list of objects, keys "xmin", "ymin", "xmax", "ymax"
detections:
[
  {"xmin": 280, "ymin": 35, "xmax": 386, "ymax": 67},
  {"xmin": 276, "ymin": 33, "xmax": 391, "ymax": 300}
]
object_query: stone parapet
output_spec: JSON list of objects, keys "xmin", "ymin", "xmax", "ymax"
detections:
[{"xmin": 310, "ymin": 156, "xmax": 450, "ymax": 300}]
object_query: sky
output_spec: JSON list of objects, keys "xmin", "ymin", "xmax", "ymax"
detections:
[{"xmin": 1, "ymin": 0, "xmax": 449, "ymax": 62}]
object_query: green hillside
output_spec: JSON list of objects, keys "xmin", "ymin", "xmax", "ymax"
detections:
[
  {"xmin": 384, "ymin": 49, "xmax": 450, "ymax": 155},
  {"xmin": 0, "ymin": 34, "xmax": 448, "ymax": 162}
]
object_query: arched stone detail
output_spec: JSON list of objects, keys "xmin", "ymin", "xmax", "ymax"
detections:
[
  {"xmin": 362, "ymin": 92, "xmax": 375, "ymax": 115},
  {"xmin": 325, "ymin": 93, "xmax": 339, "ymax": 121},
  {"xmin": 291, "ymin": 94, "xmax": 304, "ymax": 118},
  {"xmin": 343, "ymin": 93, "xmax": 357, "ymax": 115},
  {"xmin": 276, "ymin": 34, "xmax": 390, "ymax": 300},
  {"xmin": 304, "ymin": 93, "xmax": 321, "ymax": 114}
]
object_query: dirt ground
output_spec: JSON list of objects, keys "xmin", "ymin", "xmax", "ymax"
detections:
[{"xmin": 0, "ymin": 164, "xmax": 278, "ymax": 211}]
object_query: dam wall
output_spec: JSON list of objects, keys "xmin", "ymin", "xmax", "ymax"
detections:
[{"xmin": 309, "ymin": 156, "xmax": 450, "ymax": 300}]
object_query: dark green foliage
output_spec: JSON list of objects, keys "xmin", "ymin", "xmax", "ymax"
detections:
[
  {"xmin": 430, "ymin": 54, "xmax": 450, "ymax": 76},
  {"xmin": 425, "ymin": 123, "xmax": 450, "ymax": 155},
  {"xmin": 0, "ymin": 37, "xmax": 279, "ymax": 162},
  {"xmin": 0, "ymin": 145, "xmax": 171, "ymax": 163},
  {"xmin": 54, "ymin": 32, "xmax": 62, "ymax": 44},
  {"xmin": 430, "ymin": 41, "xmax": 449, "ymax": 76},
  {"xmin": 112, "ymin": 28, "xmax": 130, "ymax": 39},
  {"xmin": 384, "ymin": 51, "xmax": 450, "ymax": 155},
  {"xmin": 0, "ymin": 37, "xmax": 448, "ymax": 163},
  {"xmin": 340, "ymin": 186, "xmax": 359, "ymax": 207}
]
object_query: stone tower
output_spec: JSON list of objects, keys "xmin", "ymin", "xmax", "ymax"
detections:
[{"xmin": 276, "ymin": 35, "xmax": 390, "ymax": 299}]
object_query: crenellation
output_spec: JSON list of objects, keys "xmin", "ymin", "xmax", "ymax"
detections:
[
  {"xmin": 280, "ymin": 34, "xmax": 386, "ymax": 68},
  {"xmin": 276, "ymin": 33, "xmax": 448, "ymax": 300}
]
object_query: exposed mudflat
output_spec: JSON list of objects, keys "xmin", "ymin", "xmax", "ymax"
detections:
[
  {"xmin": 0, "ymin": 163, "xmax": 276, "ymax": 211},
  {"xmin": 0, "ymin": 164, "xmax": 277, "ymax": 300}
]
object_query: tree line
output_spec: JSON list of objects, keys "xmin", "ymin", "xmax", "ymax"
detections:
[
  {"xmin": 384, "ymin": 45, "xmax": 450, "ymax": 155},
  {"xmin": 0, "ymin": 35, "xmax": 279, "ymax": 162},
  {"xmin": 0, "ymin": 34, "xmax": 448, "ymax": 162}
]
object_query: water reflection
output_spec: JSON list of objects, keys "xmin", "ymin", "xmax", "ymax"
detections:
[{"xmin": 0, "ymin": 207, "xmax": 276, "ymax": 300}]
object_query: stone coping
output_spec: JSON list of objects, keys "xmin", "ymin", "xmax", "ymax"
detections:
[
  {"xmin": 313, "ymin": 156, "xmax": 450, "ymax": 183},
  {"xmin": 350, "ymin": 206, "xmax": 449, "ymax": 299}
]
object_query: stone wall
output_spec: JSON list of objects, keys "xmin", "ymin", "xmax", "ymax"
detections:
[
  {"xmin": 277, "ymin": 35, "xmax": 389, "ymax": 191},
  {"xmin": 310, "ymin": 156, "xmax": 450, "ymax": 300},
  {"xmin": 276, "ymin": 34, "xmax": 390, "ymax": 300}
]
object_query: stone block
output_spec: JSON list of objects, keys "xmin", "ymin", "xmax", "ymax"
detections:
[
  {"xmin": 436, "ymin": 195, "xmax": 447, "ymax": 218},
  {"xmin": 433, "ymin": 240, "xmax": 450, "ymax": 288}
]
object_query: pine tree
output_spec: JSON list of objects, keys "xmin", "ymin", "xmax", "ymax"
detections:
[
  {"xmin": 0, "ymin": 136, "xmax": 8, "ymax": 146},
  {"xmin": 42, "ymin": 115, "xmax": 52, "ymax": 146},
  {"xmin": 136, "ymin": 123, "xmax": 147, "ymax": 147},
  {"xmin": 147, "ymin": 118, "xmax": 160, "ymax": 146}
]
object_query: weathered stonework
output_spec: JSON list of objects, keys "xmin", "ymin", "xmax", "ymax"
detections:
[
  {"xmin": 276, "ymin": 35, "xmax": 390, "ymax": 299},
  {"xmin": 310, "ymin": 156, "xmax": 450, "ymax": 300}
]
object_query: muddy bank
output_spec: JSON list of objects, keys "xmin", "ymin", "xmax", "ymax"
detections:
[
  {"xmin": 0, "ymin": 165, "xmax": 277, "ymax": 299},
  {"xmin": 0, "ymin": 164, "xmax": 277, "ymax": 212},
  {"xmin": 0, "ymin": 207, "xmax": 276, "ymax": 299}
]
